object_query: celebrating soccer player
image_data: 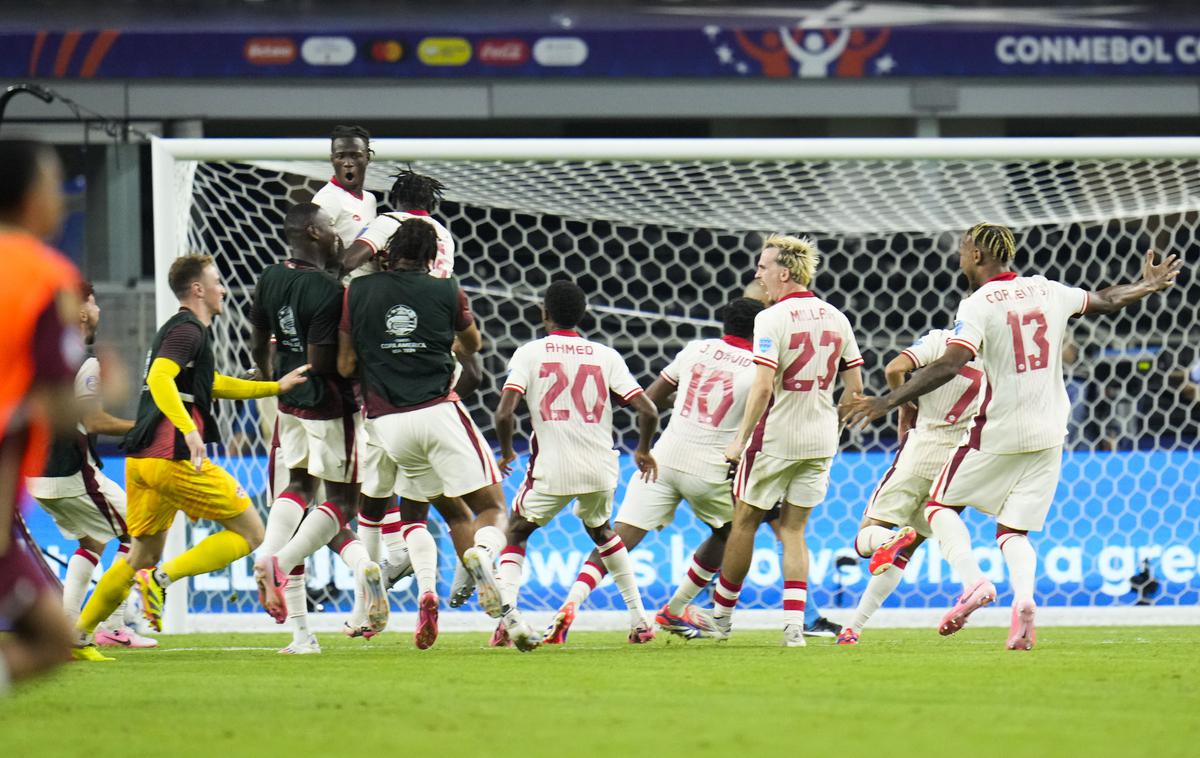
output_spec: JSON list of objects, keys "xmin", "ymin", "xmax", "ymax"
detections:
[
  {"xmin": 719, "ymin": 235, "xmax": 865, "ymax": 647},
  {"xmin": 74, "ymin": 255, "xmax": 308, "ymax": 657},
  {"xmin": 250, "ymin": 203, "xmax": 385, "ymax": 654},
  {"xmin": 552, "ymin": 297, "xmax": 764, "ymax": 642},
  {"xmin": 836, "ymin": 327, "xmax": 985, "ymax": 645},
  {"xmin": 339, "ymin": 218, "xmax": 507, "ymax": 650},
  {"xmin": 26, "ymin": 281, "xmax": 157, "ymax": 649},
  {"xmin": 493, "ymin": 281, "xmax": 660, "ymax": 651},
  {"xmin": 842, "ymin": 223, "xmax": 1183, "ymax": 650}
]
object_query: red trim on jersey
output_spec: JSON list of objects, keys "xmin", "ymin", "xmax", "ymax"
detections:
[
  {"xmin": 1076, "ymin": 292, "xmax": 1090, "ymax": 316},
  {"xmin": 721, "ymin": 335, "xmax": 752, "ymax": 351},
  {"xmin": 865, "ymin": 431, "xmax": 908, "ymax": 517},
  {"xmin": 453, "ymin": 402, "xmax": 499, "ymax": 484},
  {"xmin": 502, "ymin": 383, "xmax": 526, "ymax": 395},
  {"xmin": 984, "ymin": 271, "xmax": 1019, "ymax": 284},
  {"xmin": 932, "ymin": 382, "xmax": 991, "ymax": 500},
  {"xmin": 549, "ymin": 329, "xmax": 580, "ymax": 337},
  {"xmin": 840, "ymin": 356, "xmax": 864, "ymax": 370},
  {"xmin": 330, "ymin": 176, "xmax": 363, "ymax": 200},
  {"xmin": 945, "ymin": 337, "xmax": 978, "ymax": 357},
  {"xmin": 777, "ymin": 290, "xmax": 815, "ymax": 302},
  {"xmin": 753, "ymin": 356, "xmax": 778, "ymax": 369},
  {"xmin": 404, "ymin": 209, "xmax": 430, "ymax": 216},
  {"xmin": 659, "ymin": 370, "xmax": 678, "ymax": 386},
  {"xmin": 900, "ymin": 349, "xmax": 922, "ymax": 368},
  {"xmin": 733, "ymin": 397, "xmax": 772, "ymax": 501},
  {"xmin": 620, "ymin": 387, "xmax": 643, "ymax": 401}
]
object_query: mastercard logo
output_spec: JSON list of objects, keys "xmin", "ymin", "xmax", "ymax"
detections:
[
  {"xmin": 370, "ymin": 39, "xmax": 405, "ymax": 63},
  {"xmin": 418, "ymin": 37, "xmax": 472, "ymax": 66}
]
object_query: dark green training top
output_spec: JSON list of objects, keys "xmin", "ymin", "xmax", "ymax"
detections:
[{"xmin": 343, "ymin": 269, "xmax": 473, "ymax": 418}]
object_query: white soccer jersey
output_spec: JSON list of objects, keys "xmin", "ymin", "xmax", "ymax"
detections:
[
  {"xmin": 947, "ymin": 272, "xmax": 1088, "ymax": 454},
  {"xmin": 312, "ymin": 179, "xmax": 378, "ymax": 247},
  {"xmin": 895, "ymin": 328, "xmax": 986, "ymax": 479},
  {"xmin": 26, "ymin": 356, "xmax": 102, "ymax": 499},
  {"xmin": 751, "ymin": 291, "xmax": 863, "ymax": 460},
  {"xmin": 656, "ymin": 336, "xmax": 758, "ymax": 482},
  {"xmin": 355, "ymin": 212, "xmax": 456, "ymax": 279},
  {"xmin": 503, "ymin": 330, "xmax": 644, "ymax": 496}
]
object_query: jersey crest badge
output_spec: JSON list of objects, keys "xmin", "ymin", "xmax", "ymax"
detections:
[
  {"xmin": 386, "ymin": 304, "xmax": 419, "ymax": 337},
  {"xmin": 277, "ymin": 306, "xmax": 297, "ymax": 337},
  {"xmin": 758, "ymin": 336, "xmax": 774, "ymax": 353}
]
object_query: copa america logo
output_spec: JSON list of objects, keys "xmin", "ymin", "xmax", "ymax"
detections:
[
  {"xmin": 385, "ymin": 304, "xmax": 419, "ymax": 337},
  {"xmin": 277, "ymin": 305, "xmax": 297, "ymax": 337}
]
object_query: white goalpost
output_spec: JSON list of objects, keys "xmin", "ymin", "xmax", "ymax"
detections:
[{"xmin": 150, "ymin": 137, "xmax": 1200, "ymax": 633}]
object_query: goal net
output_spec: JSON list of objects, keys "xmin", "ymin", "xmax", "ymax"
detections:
[{"xmin": 152, "ymin": 138, "xmax": 1200, "ymax": 631}]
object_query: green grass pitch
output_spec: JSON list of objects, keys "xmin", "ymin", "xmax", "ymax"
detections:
[{"xmin": 2, "ymin": 627, "xmax": 1198, "ymax": 757}]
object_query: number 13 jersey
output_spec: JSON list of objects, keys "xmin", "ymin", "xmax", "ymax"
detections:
[
  {"xmin": 503, "ymin": 329, "xmax": 645, "ymax": 496},
  {"xmin": 947, "ymin": 272, "xmax": 1088, "ymax": 454},
  {"xmin": 655, "ymin": 336, "xmax": 758, "ymax": 483},
  {"xmin": 752, "ymin": 291, "xmax": 864, "ymax": 460}
]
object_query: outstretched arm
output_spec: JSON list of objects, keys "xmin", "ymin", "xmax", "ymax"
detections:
[
  {"xmin": 841, "ymin": 344, "xmax": 973, "ymax": 430},
  {"xmin": 1085, "ymin": 251, "xmax": 1183, "ymax": 316}
]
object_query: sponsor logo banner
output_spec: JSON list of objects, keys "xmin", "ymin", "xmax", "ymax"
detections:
[
  {"xmin": 478, "ymin": 38, "xmax": 529, "ymax": 66},
  {"xmin": 418, "ymin": 36, "xmax": 472, "ymax": 66},
  {"xmin": 301, "ymin": 36, "xmax": 355, "ymax": 66},
  {"xmin": 244, "ymin": 37, "xmax": 296, "ymax": 66}
]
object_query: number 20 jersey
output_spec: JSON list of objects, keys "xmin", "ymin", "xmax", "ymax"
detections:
[
  {"xmin": 503, "ymin": 330, "xmax": 644, "ymax": 496},
  {"xmin": 655, "ymin": 336, "xmax": 758, "ymax": 483},
  {"xmin": 896, "ymin": 328, "xmax": 985, "ymax": 479},
  {"xmin": 752, "ymin": 291, "xmax": 864, "ymax": 460},
  {"xmin": 947, "ymin": 273, "xmax": 1088, "ymax": 454}
]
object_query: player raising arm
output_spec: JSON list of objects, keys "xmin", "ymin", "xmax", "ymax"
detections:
[
  {"xmin": 842, "ymin": 223, "xmax": 1183, "ymax": 650},
  {"xmin": 493, "ymin": 281, "xmax": 659, "ymax": 651},
  {"xmin": 719, "ymin": 235, "xmax": 864, "ymax": 647},
  {"xmin": 75, "ymin": 256, "xmax": 307, "ymax": 657}
]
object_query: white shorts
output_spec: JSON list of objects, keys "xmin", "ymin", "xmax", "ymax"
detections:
[
  {"xmin": 616, "ymin": 466, "xmax": 733, "ymax": 531},
  {"xmin": 34, "ymin": 472, "xmax": 127, "ymax": 542},
  {"xmin": 368, "ymin": 401, "xmax": 501, "ymax": 501},
  {"xmin": 733, "ymin": 451, "xmax": 831, "ymax": 510},
  {"xmin": 359, "ymin": 423, "xmax": 400, "ymax": 500},
  {"xmin": 276, "ymin": 410, "xmax": 361, "ymax": 484},
  {"xmin": 513, "ymin": 486, "xmax": 614, "ymax": 529},
  {"xmin": 930, "ymin": 445, "xmax": 1063, "ymax": 532},
  {"xmin": 865, "ymin": 466, "xmax": 934, "ymax": 538}
]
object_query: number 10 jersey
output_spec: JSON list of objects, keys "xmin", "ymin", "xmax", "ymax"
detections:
[{"xmin": 503, "ymin": 329, "xmax": 645, "ymax": 496}]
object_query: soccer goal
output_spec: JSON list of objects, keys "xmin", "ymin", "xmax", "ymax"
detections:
[{"xmin": 151, "ymin": 137, "xmax": 1200, "ymax": 632}]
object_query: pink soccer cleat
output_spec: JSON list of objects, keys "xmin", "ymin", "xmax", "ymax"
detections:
[
  {"xmin": 342, "ymin": 623, "xmax": 378, "ymax": 640},
  {"xmin": 628, "ymin": 620, "xmax": 656, "ymax": 644},
  {"xmin": 869, "ymin": 526, "xmax": 917, "ymax": 576},
  {"xmin": 253, "ymin": 555, "xmax": 288, "ymax": 624},
  {"xmin": 938, "ymin": 577, "xmax": 997, "ymax": 636},
  {"xmin": 836, "ymin": 627, "xmax": 860, "ymax": 646},
  {"xmin": 94, "ymin": 627, "xmax": 159, "ymax": 649},
  {"xmin": 414, "ymin": 591, "xmax": 439, "ymax": 650},
  {"xmin": 489, "ymin": 620, "xmax": 513, "ymax": 648},
  {"xmin": 1006, "ymin": 600, "xmax": 1037, "ymax": 651},
  {"xmin": 543, "ymin": 602, "xmax": 576, "ymax": 645}
]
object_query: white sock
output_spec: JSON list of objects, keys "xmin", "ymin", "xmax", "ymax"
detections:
[
  {"xmin": 925, "ymin": 504, "xmax": 983, "ymax": 588},
  {"xmin": 851, "ymin": 558, "xmax": 907, "ymax": 629},
  {"xmin": 783, "ymin": 580, "xmax": 807, "ymax": 627},
  {"xmin": 595, "ymin": 535, "xmax": 645, "ymax": 624},
  {"xmin": 999, "ymin": 532, "xmax": 1037, "ymax": 605},
  {"xmin": 276, "ymin": 503, "xmax": 341, "ymax": 572},
  {"xmin": 712, "ymin": 575, "xmax": 742, "ymax": 620},
  {"xmin": 497, "ymin": 546, "xmax": 525, "ymax": 608},
  {"xmin": 63, "ymin": 548, "xmax": 99, "ymax": 622},
  {"xmin": 261, "ymin": 492, "xmax": 308, "ymax": 557},
  {"xmin": 358, "ymin": 515, "xmax": 383, "ymax": 563},
  {"xmin": 565, "ymin": 560, "xmax": 606, "ymax": 608},
  {"xmin": 472, "ymin": 524, "xmax": 506, "ymax": 563},
  {"xmin": 667, "ymin": 554, "xmax": 718, "ymax": 615},
  {"xmin": 401, "ymin": 522, "xmax": 438, "ymax": 596},
  {"xmin": 855, "ymin": 525, "xmax": 895, "ymax": 558},
  {"xmin": 381, "ymin": 509, "xmax": 409, "ymax": 565},
  {"xmin": 285, "ymin": 569, "xmax": 309, "ymax": 642},
  {"xmin": 338, "ymin": 538, "xmax": 371, "ymax": 571}
]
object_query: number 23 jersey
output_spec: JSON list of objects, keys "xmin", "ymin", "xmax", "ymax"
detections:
[
  {"xmin": 503, "ymin": 330, "xmax": 644, "ymax": 496},
  {"xmin": 947, "ymin": 273, "xmax": 1088, "ymax": 454},
  {"xmin": 752, "ymin": 291, "xmax": 864, "ymax": 460},
  {"xmin": 655, "ymin": 336, "xmax": 758, "ymax": 483}
]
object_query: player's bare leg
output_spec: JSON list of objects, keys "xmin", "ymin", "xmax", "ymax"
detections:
[
  {"xmin": 776, "ymin": 502, "xmax": 812, "ymax": 648},
  {"xmin": 255, "ymin": 469, "xmax": 316, "ymax": 633},
  {"xmin": 552, "ymin": 521, "xmax": 649, "ymax": 643},
  {"xmin": 998, "ymin": 524, "xmax": 1037, "ymax": 651},
  {"xmin": 489, "ymin": 514, "xmax": 541, "ymax": 651},
  {"xmin": 457, "ymin": 483, "xmax": 509, "ymax": 618},
  {"xmin": 925, "ymin": 502, "xmax": 996, "ymax": 635},
  {"xmin": 710, "ymin": 500, "xmax": 765, "ymax": 639},
  {"xmin": 841, "ymin": 517, "xmax": 925, "ymax": 645}
]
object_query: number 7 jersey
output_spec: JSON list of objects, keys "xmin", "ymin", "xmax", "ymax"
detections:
[
  {"xmin": 752, "ymin": 291, "xmax": 864, "ymax": 459},
  {"xmin": 503, "ymin": 329, "xmax": 645, "ymax": 495},
  {"xmin": 947, "ymin": 272, "xmax": 1088, "ymax": 454}
]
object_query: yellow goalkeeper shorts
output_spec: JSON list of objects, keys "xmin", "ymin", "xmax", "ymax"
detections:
[{"xmin": 125, "ymin": 457, "xmax": 252, "ymax": 537}]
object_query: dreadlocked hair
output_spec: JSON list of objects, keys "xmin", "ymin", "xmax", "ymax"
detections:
[
  {"xmin": 330, "ymin": 124, "xmax": 372, "ymax": 150},
  {"xmin": 966, "ymin": 222, "xmax": 1017, "ymax": 263},
  {"xmin": 388, "ymin": 168, "xmax": 446, "ymax": 213},
  {"xmin": 386, "ymin": 218, "xmax": 439, "ymax": 270}
]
